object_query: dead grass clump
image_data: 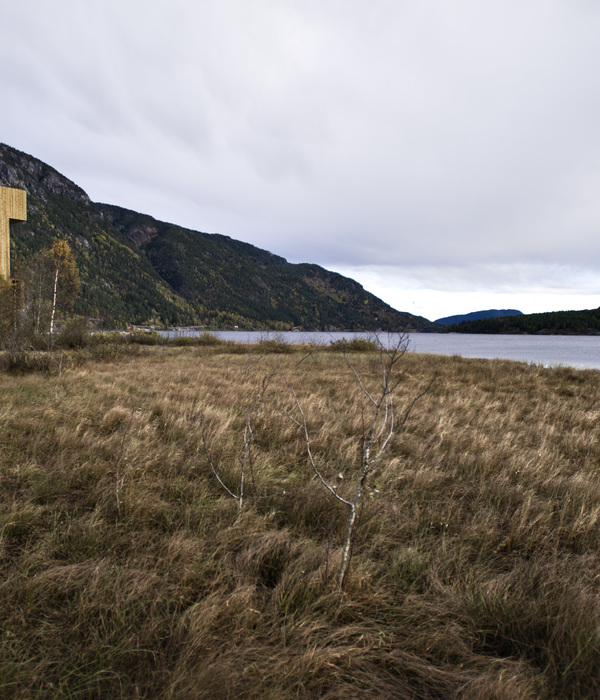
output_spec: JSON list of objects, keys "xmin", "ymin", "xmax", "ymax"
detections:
[
  {"xmin": 99, "ymin": 405, "xmax": 132, "ymax": 433},
  {"xmin": 1, "ymin": 349, "xmax": 73, "ymax": 374},
  {"xmin": 464, "ymin": 560, "xmax": 600, "ymax": 698}
]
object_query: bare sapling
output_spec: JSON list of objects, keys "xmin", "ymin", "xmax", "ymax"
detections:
[
  {"xmin": 287, "ymin": 334, "xmax": 432, "ymax": 589},
  {"xmin": 200, "ymin": 370, "xmax": 275, "ymax": 524}
]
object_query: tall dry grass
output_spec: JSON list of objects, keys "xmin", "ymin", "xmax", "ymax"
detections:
[{"xmin": 0, "ymin": 345, "xmax": 599, "ymax": 697}]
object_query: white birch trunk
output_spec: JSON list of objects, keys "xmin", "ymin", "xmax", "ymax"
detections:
[{"xmin": 49, "ymin": 267, "xmax": 59, "ymax": 334}]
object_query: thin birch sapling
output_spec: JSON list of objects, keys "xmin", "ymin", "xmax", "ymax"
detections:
[
  {"xmin": 200, "ymin": 370, "xmax": 275, "ymax": 523},
  {"xmin": 287, "ymin": 334, "xmax": 433, "ymax": 589}
]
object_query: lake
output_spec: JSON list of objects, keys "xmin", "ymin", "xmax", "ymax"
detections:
[{"xmin": 162, "ymin": 330, "xmax": 600, "ymax": 370}]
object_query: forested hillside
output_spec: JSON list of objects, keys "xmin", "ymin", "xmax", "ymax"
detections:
[{"xmin": 0, "ymin": 143, "xmax": 433, "ymax": 331}]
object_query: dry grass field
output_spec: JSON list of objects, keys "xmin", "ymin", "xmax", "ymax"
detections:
[{"xmin": 1, "ymin": 339, "xmax": 599, "ymax": 698}]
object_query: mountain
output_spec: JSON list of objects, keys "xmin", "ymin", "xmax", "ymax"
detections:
[
  {"xmin": 435, "ymin": 309, "xmax": 523, "ymax": 325},
  {"xmin": 449, "ymin": 308, "xmax": 600, "ymax": 335},
  {"xmin": 0, "ymin": 143, "xmax": 434, "ymax": 331}
]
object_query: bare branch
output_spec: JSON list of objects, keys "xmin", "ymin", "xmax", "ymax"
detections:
[
  {"xmin": 285, "ymin": 376, "xmax": 353, "ymax": 507},
  {"xmin": 199, "ymin": 368, "xmax": 280, "ymax": 525},
  {"xmin": 296, "ymin": 351, "xmax": 314, "ymax": 366},
  {"xmin": 199, "ymin": 412, "xmax": 239, "ymax": 502},
  {"xmin": 344, "ymin": 354, "xmax": 378, "ymax": 407},
  {"xmin": 395, "ymin": 376, "xmax": 436, "ymax": 434}
]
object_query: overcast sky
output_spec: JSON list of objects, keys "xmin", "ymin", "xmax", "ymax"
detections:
[{"xmin": 1, "ymin": 0, "xmax": 599, "ymax": 321}]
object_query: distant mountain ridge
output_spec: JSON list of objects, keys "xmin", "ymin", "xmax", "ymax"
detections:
[
  {"xmin": 0, "ymin": 143, "xmax": 434, "ymax": 331},
  {"xmin": 435, "ymin": 309, "xmax": 523, "ymax": 325}
]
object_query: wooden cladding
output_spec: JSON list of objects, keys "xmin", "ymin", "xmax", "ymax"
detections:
[{"xmin": 0, "ymin": 186, "xmax": 27, "ymax": 279}]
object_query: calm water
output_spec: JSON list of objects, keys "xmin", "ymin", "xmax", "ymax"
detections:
[{"xmin": 163, "ymin": 330, "xmax": 600, "ymax": 370}]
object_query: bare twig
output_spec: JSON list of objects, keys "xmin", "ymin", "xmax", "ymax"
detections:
[
  {"xmin": 285, "ymin": 377, "xmax": 352, "ymax": 508},
  {"xmin": 199, "ymin": 413, "xmax": 239, "ymax": 502},
  {"xmin": 200, "ymin": 369, "xmax": 276, "ymax": 524}
]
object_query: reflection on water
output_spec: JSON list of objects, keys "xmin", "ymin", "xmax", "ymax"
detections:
[{"xmin": 160, "ymin": 330, "xmax": 600, "ymax": 371}]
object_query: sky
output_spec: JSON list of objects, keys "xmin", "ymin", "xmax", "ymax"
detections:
[{"xmin": 1, "ymin": 0, "xmax": 599, "ymax": 321}]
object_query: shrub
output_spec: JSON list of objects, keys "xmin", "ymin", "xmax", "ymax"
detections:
[
  {"xmin": 56, "ymin": 316, "xmax": 90, "ymax": 348},
  {"xmin": 193, "ymin": 332, "xmax": 222, "ymax": 346},
  {"xmin": 2, "ymin": 350, "xmax": 54, "ymax": 374},
  {"xmin": 126, "ymin": 331, "xmax": 165, "ymax": 345},
  {"xmin": 256, "ymin": 339, "xmax": 292, "ymax": 354},
  {"xmin": 328, "ymin": 337, "xmax": 379, "ymax": 352}
]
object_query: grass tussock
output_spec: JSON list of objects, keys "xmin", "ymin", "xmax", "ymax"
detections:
[
  {"xmin": 0, "ymin": 345, "xmax": 600, "ymax": 697},
  {"xmin": 328, "ymin": 336, "xmax": 380, "ymax": 352}
]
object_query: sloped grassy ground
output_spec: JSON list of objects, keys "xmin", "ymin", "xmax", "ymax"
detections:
[{"xmin": 1, "ymin": 343, "xmax": 599, "ymax": 698}]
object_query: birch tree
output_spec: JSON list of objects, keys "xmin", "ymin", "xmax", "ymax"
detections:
[{"xmin": 44, "ymin": 240, "xmax": 80, "ymax": 334}]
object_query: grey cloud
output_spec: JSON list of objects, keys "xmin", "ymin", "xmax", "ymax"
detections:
[{"xmin": 1, "ymin": 1, "xmax": 600, "ymax": 317}]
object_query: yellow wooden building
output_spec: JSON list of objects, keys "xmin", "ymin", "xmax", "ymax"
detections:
[{"xmin": 0, "ymin": 185, "xmax": 27, "ymax": 279}]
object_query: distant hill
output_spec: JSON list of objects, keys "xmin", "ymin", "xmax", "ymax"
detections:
[
  {"xmin": 450, "ymin": 308, "xmax": 600, "ymax": 335},
  {"xmin": 0, "ymin": 143, "xmax": 434, "ymax": 331},
  {"xmin": 435, "ymin": 309, "xmax": 523, "ymax": 325}
]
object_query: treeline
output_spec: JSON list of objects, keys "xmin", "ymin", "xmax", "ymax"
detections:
[{"xmin": 450, "ymin": 307, "xmax": 600, "ymax": 335}]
